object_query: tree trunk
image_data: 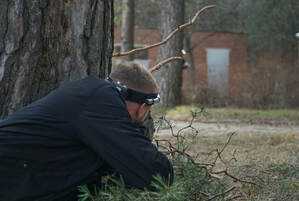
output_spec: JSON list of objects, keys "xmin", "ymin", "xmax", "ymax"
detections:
[
  {"xmin": 182, "ymin": 31, "xmax": 197, "ymax": 103},
  {"xmin": 154, "ymin": 0, "xmax": 184, "ymax": 107},
  {"xmin": 121, "ymin": 0, "xmax": 134, "ymax": 61},
  {"xmin": 0, "ymin": 0, "xmax": 114, "ymax": 118}
]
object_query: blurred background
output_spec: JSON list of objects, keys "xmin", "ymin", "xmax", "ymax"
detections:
[
  {"xmin": 113, "ymin": 0, "xmax": 299, "ymax": 108},
  {"xmin": 0, "ymin": 1, "xmax": 298, "ymax": 200}
]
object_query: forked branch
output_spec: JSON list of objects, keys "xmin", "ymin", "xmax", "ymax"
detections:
[{"xmin": 113, "ymin": 5, "xmax": 216, "ymax": 57}]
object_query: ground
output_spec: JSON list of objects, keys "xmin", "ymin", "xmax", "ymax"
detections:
[{"xmin": 152, "ymin": 106, "xmax": 299, "ymax": 200}]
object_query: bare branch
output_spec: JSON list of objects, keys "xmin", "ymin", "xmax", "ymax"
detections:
[
  {"xmin": 224, "ymin": 195, "xmax": 243, "ymax": 201},
  {"xmin": 211, "ymin": 170, "xmax": 256, "ymax": 186},
  {"xmin": 176, "ymin": 109, "xmax": 201, "ymax": 136},
  {"xmin": 155, "ymin": 111, "xmax": 256, "ymax": 197},
  {"xmin": 149, "ymin": 56, "xmax": 184, "ymax": 73},
  {"xmin": 210, "ymin": 132, "xmax": 236, "ymax": 168},
  {"xmin": 207, "ymin": 186, "xmax": 236, "ymax": 201},
  {"xmin": 161, "ymin": 116, "xmax": 175, "ymax": 137},
  {"xmin": 113, "ymin": 5, "xmax": 216, "ymax": 57}
]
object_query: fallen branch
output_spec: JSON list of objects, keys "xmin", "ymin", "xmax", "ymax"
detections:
[
  {"xmin": 207, "ymin": 186, "xmax": 236, "ymax": 201},
  {"xmin": 211, "ymin": 170, "xmax": 256, "ymax": 186},
  {"xmin": 113, "ymin": 5, "xmax": 216, "ymax": 57}
]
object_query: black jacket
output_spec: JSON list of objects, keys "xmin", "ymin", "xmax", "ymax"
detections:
[{"xmin": 0, "ymin": 76, "xmax": 173, "ymax": 201}]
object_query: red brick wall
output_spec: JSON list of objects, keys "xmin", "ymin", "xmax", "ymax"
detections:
[
  {"xmin": 182, "ymin": 32, "xmax": 249, "ymax": 104},
  {"xmin": 114, "ymin": 29, "xmax": 249, "ymax": 105},
  {"xmin": 247, "ymin": 51, "xmax": 299, "ymax": 107}
]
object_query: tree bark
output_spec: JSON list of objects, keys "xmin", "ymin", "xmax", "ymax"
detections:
[
  {"xmin": 182, "ymin": 31, "xmax": 197, "ymax": 103},
  {"xmin": 0, "ymin": 0, "xmax": 114, "ymax": 118},
  {"xmin": 154, "ymin": 0, "xmax": 184, "ymax": 107},
  {"xmin": 121, "ymin": 0, "xmax": 134, "ymax": 61}
]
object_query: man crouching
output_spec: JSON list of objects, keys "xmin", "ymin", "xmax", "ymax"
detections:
[{"xmin": 0, "ymin": 63, "xmax": 173, "ymax": 201}]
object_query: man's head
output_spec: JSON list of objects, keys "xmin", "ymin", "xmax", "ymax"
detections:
[{"xmin": 109, "ymin": 62, "xmax": 159, "ymax": 123}]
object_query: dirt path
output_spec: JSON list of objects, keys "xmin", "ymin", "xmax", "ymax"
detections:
[{"xmin": 156, "ymin": 121, "xmax": 299, "ymax": 136}]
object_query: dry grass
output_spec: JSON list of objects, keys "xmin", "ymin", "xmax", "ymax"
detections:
[
  {"xmin": 155, "ymin": 127, "xmax": 299, "ymax": 200},
  {"xmin": 192, "ymin": 132, "xmax": 299, "ymax": 166},
  {"xmin": 152, "ymin": 105, "xmax": 299, "ymax": 125},
  {"xmin": 151, "ymin": 105, "xmax": 299, "ymax": 200}
]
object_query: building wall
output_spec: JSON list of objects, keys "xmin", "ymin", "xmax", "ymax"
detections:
[
  {"xmin": 247, "ymin": 51, "xmax": 299, "ymax": 107},
  {"xmin": 114, "ymin": 28, "xmax": 299, "ymax": 107},
  {"xmin": 114, "ymin": 29, "xmax": 249, "ymax": 105},
  {"xmin": 182, "ymin": 32, "xmax": 249, "ymax": 105}
]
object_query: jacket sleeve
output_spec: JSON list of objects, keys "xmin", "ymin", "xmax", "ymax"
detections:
[{"xmin": 75, "ymin": 85, "xmax": 173, "ymax": 188}]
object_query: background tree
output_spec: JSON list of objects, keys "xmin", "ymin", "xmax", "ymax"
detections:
[
  {"xmin": 121, "ymin": 0, "xmax": 135, "ymax": 61},
  {"xmin": 243, "ymin": 0, "xmax": 299, "ymax": 107},
  {"xmin": 244, "ymin": 0, "xmax": 298, "ymax": 53},
  {"xmin": 153, "ymin": 0, "xmax": 185, "ymax": 107},
  {"xmin": 182, "ymin": 31, "xmax": 196, "ymax": 102},
  {"xmin": 0, "ymin": 0, "xmax": 114, "ymax": 118}
]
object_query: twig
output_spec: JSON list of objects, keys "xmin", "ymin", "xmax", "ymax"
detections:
[
  {"xmin": 156, "ymin": 111, "xmax": 257, "ymax": 194},
  {"xmin": 211, "ymin": 170, "xmax": 256, "ymax": 186},
  {"xmin": 225, "ymin": 194, "xmax": 243, "ymax": 201},
  {"xmin": 210, "ymin": 132, "xmax": 236, "ymax": 168},
  {"xmin": 228, "ymin": 149, "xmax": 237, "ymax": 163},
  {"xmin": 155, "ymin": 139, "xmax": 212, "ymax": 168},
  {"xmin": 207, "ymin": 186, "xmax": 236, "ymax": 201},
  {"xmin": 176, "ymin": 110, "xmax": 199, "ymax": 136},
  {"xmin": 113, "ymin": 5, "xmax": 216, "ymax": 57},
  {"xmin": 149, "ymin": 56, "xmax": 184, "ymax": 73},
  {"xmin": 162, "ymin": 116, "xmax": 175, "ymax": 137},
  {"xmin": 199, "ymin": 191, "xmax": 210, "ymax": 197}
]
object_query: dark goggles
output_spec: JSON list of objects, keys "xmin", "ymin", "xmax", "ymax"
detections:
[{"xmin": 106, "ymin": 77, "xmax": 160, "ymax": 106}]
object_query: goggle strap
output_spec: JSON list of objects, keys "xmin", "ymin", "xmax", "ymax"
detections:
[{"xmin": 106, "ymin": 77, "xmax": 160, "ymax": 105}]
